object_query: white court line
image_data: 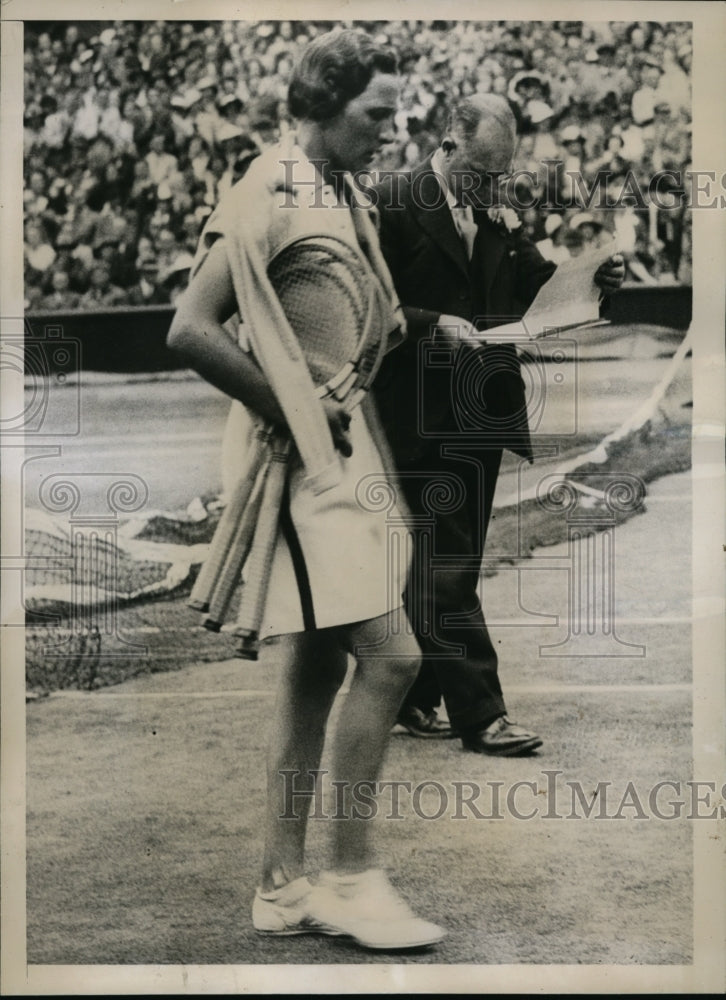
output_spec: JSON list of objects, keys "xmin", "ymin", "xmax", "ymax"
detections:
[
  {"xmin": 502, "ymin": 683, "xmax": 690, "ymax": 694},
  {"xmin": 51, "ymin": 689, "xmax": 273, "ymax": 699},
  {"xmin": 61, "ymin": 431, "xmax": 222, "ymax": 447},
  {"xmin": 641, "ymin": 495, "xmax": 692, "ymax": 502},
  {"xmin": 88, "ymin": 616, "xmax": 695, "ymax": 636},
  {"xmin": 488, "ymin": 617, "xmax": 693, "ymax": 626},
  {"xmin": 49, "ymin": 682, "xmax": 691, "ymax": 700}
]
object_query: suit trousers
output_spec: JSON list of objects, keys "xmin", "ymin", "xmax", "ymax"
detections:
[{"xmin": 399, "ymin": 442, "xmax": 506, "ymax": 732}]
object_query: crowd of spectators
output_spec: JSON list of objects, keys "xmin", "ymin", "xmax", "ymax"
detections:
[{"xmin": 23, "ymin": 19, "xmax": 693, "ymax": 311}]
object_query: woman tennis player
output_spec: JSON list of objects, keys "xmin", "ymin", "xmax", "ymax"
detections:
[{"xmin": 168, "ymin": 29, "xmax": 444, "ymax": 950}]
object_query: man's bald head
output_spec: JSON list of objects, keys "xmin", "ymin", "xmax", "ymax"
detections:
[
  {"xmin": 447, "ymin": 93, "xmax": 518, "ymax": 143},
  {"xmin": 440, "ymin": 92, "xmax": 518, "ymax": 207}
]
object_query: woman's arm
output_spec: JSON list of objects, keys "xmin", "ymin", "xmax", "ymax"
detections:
[
  {"xmin": 167, "ymin": 240, "xmax": 286, "ymax": 427},
  {"xmin": 167, "ymin": 240, "xmax": 352, "ymax": 455}
]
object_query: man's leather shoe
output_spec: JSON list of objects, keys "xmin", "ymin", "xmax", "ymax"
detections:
[
  {"xmin": 460, "ymin": 715, "xmax": 542, "ymax": 756},
  {"xmin": 395, "ymin": 706, "xmax": 456, "ymax": 739}
]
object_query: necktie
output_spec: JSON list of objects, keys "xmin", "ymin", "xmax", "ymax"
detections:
[{"xmin": 451, "ymin": 204, "xmax": 478, "ymax": 259}]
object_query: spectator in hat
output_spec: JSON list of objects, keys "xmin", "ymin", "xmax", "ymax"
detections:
[
  {"xmin": 194, "ymin": 77, "xmax": 224, "ymax": 147},
  {"xmin": 97, "ymin": 88, "xmax": 124, "ymax": 147},
  {"xmin": 154, "ymin": 226, "xmax": 182, "ymax": 274},
  {"xmin": 587, "ymin": 129, "xmax": 631, "ymax": 183},
  {"xmin": 631, "ymin": 55, "xmax": 664, "ymax": 125},
  {"xmin": 126, "ymin": 252, "xmax": 169, "ymax": 305},
  {"xmin": 536, "ymin": 213, "xmax": 571, "ymax": 263},
  {"xmin": 605, "ymin": 173, "xmax": 656, "ymax": 284},
  {"xmin": 647, "ymin": 173, "xmax": 686, "ymax": 281},
  {"xmin": 145, "ymin": 132, "xmax": 178, "ymax": 186},
  {"xmin": 179, "ymin": 211, "xmax": 204, "ymax": 255},
  {"xmin": 24, "ymin": 169, "xmax": 50, "ymax": 220},
  {"xmin": 170, "ymin": 91, "xmax": 197, "ymax": 146},
  {"xmin": 650, "ymin": 100, "xmax": 673, "ymax": 169},
  {"xmin": 657, "ymin": 46, "xmax": 690, "ymax": 118},
  {"xmin": 590, "ymin": 41, "xmax": 633, "ymax": 104},
  {"xmin": 70, "ymin": 84, "xmax": 101, "ymax": 142},
  {"xmin": 218, "ymin": 59, "xmax": 241, "ymax": 93},
  {"xmin": 653, "ymin": 99, "xmax": 689, "ymax": 171},
  {"xmin": 590, "ymin": 88, "xmax": 621, "ymax": 137},
  {"xmin": 616, "ymin": 105, "xmax": 646, "ymax": 162},
  {"xmin": 626, "ymin": 23, "xmax": 650, "ymax": 51},
  {"xmin": 562, "ymin": 225, "xmax": 586, "ymax": 258},
  {"xmin": 265, "ymin": 51, "xmax": 295, "ymax": 101},
  {"xmin": 507, "ymin": 70, "xmax": 553, "ymax": 134},
  {"xmin": 153, "ymin": 179, "xmax": 178, "ymax": 228},
  {"xmin": 169, "ymin": 168, "xmax": 197, "ymax": 220},
  {"xmin": 184, "ymin": 134, "xmax": 218, "ymax": 206},
  {"xmin": 78, "ymin": 259, "xmax": 127, "ymax": 307},
  {"xmin": 127, "ymin": 158, "xmax": 156, "ymax": 218},
  {"xmin": 25, "ymin": 281, "xmax": 45, "ymax": 312},
  {"xmin": 85, "ymin": 135, "xmax": 116, "ymax": 180},
  {"xmin": 24, "ymin": 221, "xmax": 56, "ymax": 277},
  {"xmin": 558, "ymin": 124, "xmax": 587, "ymax": 206},
  {"xmin": 217, "ymin": 91, "xmax": 246, "ymax": 127},
  {"xmin": 217, "ymin": 90, "xmax": 244, "ymax": 116},
  {"xmin": 117, "ymin": 94, "xmax": 145, "ymax": 151},
  {"xmin": 93, "ymin": 229, "xmax": 135, "ymax": 289},
  {"xmin": 52, "ymin": 225, "xmax": 91, "ymax": 293},
  {"xmin": 159, "ymin": 251, "xmax": 194, "ymax": 306},
  {"xmin": 215, "ymin": 123, "xmax": 254, "ymax": 196},
  {"xmin": 39, "ymin": 94, "xmax": 71, "ymax": 150},
  {"xmin": 248, "ymin": 94, "xmax": 282, "ymax": 148},
  {"xmin": 676, "ymin": 206, "xmax": 691, "ymax": 284},
  {"xmin": 138, "ymin": 79, "xmax": 175, "ymax": 142},
  {"xmin": 24, "ymin": 103, "xmax": 45, "ymax": 150},
  {"xmin": 91, "ymin": 157, "xmax": 131, "ymax": 211},
  {"xmin": 237, "ymin": 56, "xmax": 265, "ymax": 103},
  {"xmin": 570, "ymin": 211, "xmax": 608, "ymax": 248},
  {"xmin": 511, "ymin": 132, "xmax": 543, "ymax": 203},
  {"xmin": 39, "ymin": 268, "xmax": 81, "ymax": 310},
  {"xmin": 542, "ymin": 53, "xmax": 576, "ymax": 114}
]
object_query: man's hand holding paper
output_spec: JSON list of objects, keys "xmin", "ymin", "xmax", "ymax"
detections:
[{"xmin": 594, "ymin": 253, "xmax": 626, "ymax": 292}]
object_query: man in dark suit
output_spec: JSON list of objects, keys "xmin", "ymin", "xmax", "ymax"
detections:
[{"xmin": 373, "ymin": 94, "xmax": 624, "ymax": 755}]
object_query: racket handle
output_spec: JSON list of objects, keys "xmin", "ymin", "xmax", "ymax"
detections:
[
  {"xmin": 203, "ymin": 461, "xmax": 268, "ymax": 631},
  {"xmin": 189, "ymin": 428, "xmax": 270, "ymax": 613},
  {"xmin": 235, "ymin": 632, "xmax": 261, "ymax": 661},
  {"xmin": 232, "ymin": 436, "xmax": 291, "ymax": 657}
]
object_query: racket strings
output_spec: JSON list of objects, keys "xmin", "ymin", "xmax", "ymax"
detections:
[{"xmin": 268, "ymin": 237, "xmax": 380, "ymax": 388}]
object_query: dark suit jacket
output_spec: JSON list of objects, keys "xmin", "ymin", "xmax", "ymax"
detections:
[{"xmin": 373, "ymin": 158, "xmax": 556, "ymax": 464}]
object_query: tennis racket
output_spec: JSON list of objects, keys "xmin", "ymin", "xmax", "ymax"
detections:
[
  {"xmin": 202, "ymin": 441, "xmax": 270, "ymax": 630},
  {"xmin": 194, "ymin": 233, "xmax": 391, "ymax": 657},
  {"xmin": 188, "ymin": 426, "xmax": 272, "ymax": 615},
  {"xmin": 231, "ymin": 434, "xmax": 291, "ymax": 657}
]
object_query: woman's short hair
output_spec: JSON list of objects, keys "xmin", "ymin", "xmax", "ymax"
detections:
[{"xmin": 288, "ymin": 28, "xmax": 397, "ymax": 123}]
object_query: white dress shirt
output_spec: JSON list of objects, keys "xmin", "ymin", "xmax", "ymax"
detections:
[{"xmin": 431, "ymin": 148, "xmax": 478, "ymax": 258}]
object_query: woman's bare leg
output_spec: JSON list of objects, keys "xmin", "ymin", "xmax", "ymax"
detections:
[
  {"xmin": 260, "ymin": 630, "xmax": 348, "ymax": 892},
  {"xmin": 328, "ymin": 611, "xmax": 420, "ymax": 873}
]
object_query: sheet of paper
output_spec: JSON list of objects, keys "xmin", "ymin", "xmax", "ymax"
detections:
[
  {"xmin": 475, "ymin": 239, "xmax": 620, "ymax": 343},
  {"xmin": 522, "ymin": 238, "xmax": 620, "ymax": 335}
]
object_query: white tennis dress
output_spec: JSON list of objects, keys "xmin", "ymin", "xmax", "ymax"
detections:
[{"xmin": 196, "ymin": 137, "xmax": 411, "ymax": 638}]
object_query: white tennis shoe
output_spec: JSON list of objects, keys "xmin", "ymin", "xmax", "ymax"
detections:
[
  {"xmin": 252, "ymin": 876, "xmax": 341, "ymax": 937},
  {"xmin": 307, "ymin": 868, "xmax": 446, "ymax": 950}
]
